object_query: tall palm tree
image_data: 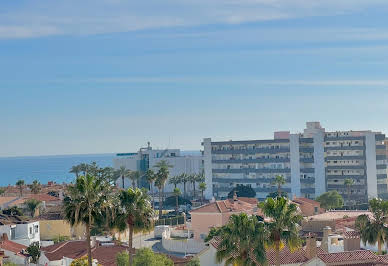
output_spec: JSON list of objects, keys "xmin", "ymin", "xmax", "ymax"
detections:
[
  {"xmin": 70, "ymin": 165, "xmax": 81, "ymax": 178},
  {"xmin": 188, "ymin": 174, "xmax": 197, "ymax": 199},
  {"xmin": 115, "ymin": 166, "xmax": 131, "ymax": 189},
  {"xmin": 16, "ymin": 180, "xmax": 25, "ymax": 197},
  {"xmin": 207, "ymin": 213, "xmax": 267, "ymax": 266},
  {"xmin": 30, "ymin": 180, "xmax": 41, "ymax": 194},
  {"xmin": 114, "ymin": 188, "xmax": 153, "ymax": 266},
  {"xmin": 259, "ymin": 197, "xmax": 302, "ymax": 266},
  {"xmin": 178, "ymin": 173, "xmax": 189, "ymax": 199},
  {"xmin": 79, "ymin": 163, "xmax": 89, "ymax": 176},
  {"xmin": 272, "ymin": 175, "xmax": 286, "ymax": 196},
  {"xmin": 356, "ymin": 198, "xmax": 388, "ymax": 254},
  {"xmin": 129, "ymin": 171, "xmax": 142, "ymax": 188},
  {"xmin": 173, "ymin": 188, "xmax": 181, "ymax": 213},
  {"xmin": 154, "ymin": 160, "xmax": 172, "ymax": 219},
  {"xmin": 199, "ymin": 182, "xmax": 206, "ymax": 205},
  {"xmin": 25, "ymin": 199, "xmax": 41, "ymax": 217},
  {"xmin": 169, "ymin": 176, "xmax": 180, "ymax": 189},
  {"xmin": 63, "ymin": 175, "xmax": 111, "ymax": 266},
  {"xmin": 344, "ymin": 178, "xmax": 354, "ymax": 207},
  {"xmin": 145, "ymin": 169, "xmax": 156, "ymax": 210}
]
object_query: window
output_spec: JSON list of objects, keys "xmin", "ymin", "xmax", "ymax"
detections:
[
  {"xmin": 314, "ymin": 206, "xmax": 318, "ymax": 214},
  {"xmin": 29, "ymin": 227, "xmax": 32, "ymax": 235},
  {"xmin": 35, "ymin": 225, "xmax": 39, "ymax": 233}
]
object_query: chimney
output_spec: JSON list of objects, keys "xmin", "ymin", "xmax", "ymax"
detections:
[
  {"xmin": 233, "ymin": 191, "xmax": 238, "ymax": 201},
  {"xmin": 344, "ymin": 231, "xmax": 361, "ymax": 251},
  {"xmin": 322, "ymin": 226, "xmax": 332, "ymax": 252},
  {"xmin": 305, "ymin": 233, "xmax": 317, "ymax": 259}
]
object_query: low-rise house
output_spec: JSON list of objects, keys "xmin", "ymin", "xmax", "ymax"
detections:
[
  {"xmin": 40, "ymin": 240, "xmax": 129, "ymax": 266},
  {"xmin": 0, "ymin": 233, "xmax": 30, "ymax": 265},
  {"xmin": 292, "ymin": 197, "xmax": 325, "ymax": 216},
  {"xmin": 190, "ymin": 195, "xmax": 259, "ymax": 240},
  {"xmin": 0, "ymin": 215, "xmax": 40, "ymax": 246}
]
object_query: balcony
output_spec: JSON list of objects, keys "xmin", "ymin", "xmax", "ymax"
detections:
[
  {"xmin": 325, "ymin": 156, "xmax": 365, "ymax": 160},
  {"xmin": 300, "ymin": 158, "xmax": 314, "ymax": 163},
  {"xmin": 212, "ymin": 168, "xmax": 291, "ymax": 174},
  {"xmin": 324, "ymin": 146, "xmax": 365, "ymax": 151},
  {"xmin": 212, "ymin": 147, "xmax": 290, "ymax": 155},
  {"xmin": 212, "ymin": 158, "xmax": 290, "ymax": 164},
  {"xmin": 300, "ymin": 147, "xmax": 314, "ymax": 153},
  {"xmin": 326, "ymin": 165, "xmax": 365, "ymax": 170}
]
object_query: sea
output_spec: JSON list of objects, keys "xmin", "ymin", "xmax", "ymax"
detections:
[
  {"xmin": 0, "ymin": 153, "xmax": 115, "ymax": 186},
  {"xmin": 0, "ymin": 151, "xmax": 201, "ymax": 187}
]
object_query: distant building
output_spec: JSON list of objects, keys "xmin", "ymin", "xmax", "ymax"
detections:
[
  {"xmin": 202, "ymin": 122, "xmax": 387, "ymax": 204},
  {"xmin": 0, "ymin": 217, "xmax": 40, "ymax": 246},
  {"xmin": 113, "ymin": 143, "xmax": 203, "ymax": 194}
]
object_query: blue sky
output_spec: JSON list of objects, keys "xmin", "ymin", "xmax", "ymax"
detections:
[{"xmin": 1, "ymin": 0, "xmax": 388, "ymax": 157}]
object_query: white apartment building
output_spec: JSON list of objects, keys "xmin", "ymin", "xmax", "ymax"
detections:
[
  {"xmin": 0, "ymin": 221, "xmax": 40, "ymax": 246},
  {"xmin": 202, "ymin": 122, "xmax": 387, "ymax": 204},
  {"xmin": 113, "ymin": 143, "xmax": 203, "ymax": 194}
]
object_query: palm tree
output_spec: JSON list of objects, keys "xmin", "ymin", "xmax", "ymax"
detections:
[
  {"xmin": 114, "ymin": 188, "xmax": 153, "ymax": 266},
  {"xmin": 344, "ymin": 178, "xmax": 354, "ymax": 208},
  {"xmin": 154, "ymin": 160, "xmax": 172, "ymax": 219},
  {"xmin": 79, "ymin": 163, "xmax": 89, "ymax": 176},
  {"xmin": 355, "ymin": 198, "xmax": 388, "ymax": 254},
  {"xmin": 25, "ymin": 199, "xmax": 41, "ymax": 217},
  {"xmin": 199, "ymin": 182, "xmax": 206, "ymax": 205},
  {"xmin": 16, "ymin": 180, "xmax": 25, "ymax": 197},
  {"xmin": 173, "ymin": 188, "xmax": 181, "ymax": 213},
  {"xmin": 207, "ymin": 213, "xmax": 267, "ymax": 266},
  {"xmin": 178, "ymin": 173, "xmax": 189, "ymax": 199},
  {"xmin": 129, "ymin": 171, "xmax": 142, "ymax": 188},
  {"xmin": 115, "ymin": 166, "xmax": 131, "ymax": 189},
  {"xmin": 272, "ymin": 175, "xmax": 286, "ymax": 196},
  {"xmin": 259, "ymin": 197, "xmax": 302, "ymax": 266},
  {"xmin": 70, "ymin": 165, "xmax": 81, "ymax": 177},
  {"xmin": 30, "ymin": 180, "xmax": 41, "ymax": 194},
  {"xmin": 188, "ymin": 174, "xmax": 197, "ymax": 199},
  {"xmin": 145, "ymin": 169, "xmax": 156, "ymax": 210},
  {"xmin": 169, "ymin": 176, "xmax": 180, "ymax": 189},
  {"xmin": 63, "ymin": 175, "xmax": 111, "ymax": 266}
]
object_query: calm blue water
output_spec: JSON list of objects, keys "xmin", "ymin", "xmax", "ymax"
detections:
[{"xmin": 0, "ymin": 154, "xmax": 115, "ymax": 186}]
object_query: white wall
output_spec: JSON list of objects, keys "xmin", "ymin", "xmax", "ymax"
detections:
[
  {"xmin": 365, "ymin": 132, "xmax": 378, "ymax": 198},
  {"xmin": 290, "ymin": 134, "xmax": 301, "ymax": 197},
  {"xmin": 313, "ymin": 131, "xmax": 326, "ymax": 198},
  {"xmin": 13, "ymin": 221, "xmax": 40, "ymax": 246},
  {"xmin": 203, "ymin": 138, "xmax": 213, "ymax": 199},
  {"xmin": 162, "ymin": 232, "xmax": 206, "ymax": 254}
]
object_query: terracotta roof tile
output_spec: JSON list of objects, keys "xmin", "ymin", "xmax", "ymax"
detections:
[
  {"xmin": 293, "ymin": 197, "xmax": 320, "ymax": 206},
  {"xmin": 191, "ymin": 197, "xmax": 258, "ymax": 214},
  {"xmin": 0, "ymin": 239, "xmax": 28, "ymax": 257},
  {"xmin": 317, "ymin": 250, "xmax": 378, "ymax": 264}
]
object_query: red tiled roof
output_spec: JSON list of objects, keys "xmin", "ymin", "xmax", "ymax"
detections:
[
  {"xmin": 26, "ymin": 193, "xmax": 60, "ymax": 202},
  {"xmin": 191, "ymin": 198, "xmax": 258, "ymax": 214},
  {"xmin": 42, "ymin": 241, "xmax": 132, "ymax": 265},
  {"xmin": 0, "ymin": 240, "xmax": 28, "ymax": 257},
  {"xmin": 317, "ymin": 250, "xmax": 378, "ymax": 264},
  {"xmin": 293, "ymin": 197, "xmax": 320, "ymax": 205}
]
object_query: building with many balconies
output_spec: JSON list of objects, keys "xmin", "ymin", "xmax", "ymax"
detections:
[{"xmin": 202, "ymin": 122, "xmax": 387, "ymax": 204}]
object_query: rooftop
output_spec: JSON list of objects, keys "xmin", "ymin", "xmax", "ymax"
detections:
[
  {"xmin": 307, "ymin": 211, "xmax": 371, "ymax": 221},
  {"xmin": 190, "ymin": 197, "xmax": 258, "ymax": 214}
]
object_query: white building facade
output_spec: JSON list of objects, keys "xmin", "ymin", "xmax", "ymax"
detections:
[
  {"xmin": 203, "ymin": 122, "xmax": 387, "ymax": 204},
  {"xmin": 113, "ymin": 143, "xmax": 203, "ymax": 194},
  {"xmin": 0, "ymin": 221, "xmax": 40, "ymax": 246}
]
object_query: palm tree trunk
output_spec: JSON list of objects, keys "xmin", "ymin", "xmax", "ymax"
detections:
[
  {"xmin": 184, "ymin": 182, "xmax": 186, "ymax": 199},
  {"xmin": 128, "ymin": 223, "xmax": 134, "ymax": 266},
  {"xmin": 201, "ymin": 191, "xmax": 204, "ymax": 205},
  {"xmin": 277, "ymin": 185, "xmax": 281, "ymax": 196},
  {"xmin": 122, "ymin": 175, "xmax": 125, "ymax": 189},
  {"xmin": 378, "ymin": 239, "xmax": 382, "ymax": 254},
  {"xmin": 276, "ymin": 241, "xmax": 280, "ymax": 266},
  {"xmin": 86, "ymin": 216, "xmax": 92, "ymax": 266},
  {"xmin": 158, "ymin": 188, "xmax": 163, "ymax": 219},
  {"xmin": 151, "ymin": 183, "xmax": 155, "ymax": 210},
  {"xmin": 175, "ymin": 195, "xmax": 178, "ymax": 213},
  {"xmin": 132, "ymin": 180, "xmax": 136, "ymax": 188}
]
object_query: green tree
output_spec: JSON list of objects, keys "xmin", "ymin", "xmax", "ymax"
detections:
[
  {"xmin": 267, "ymin": 191, "xmax": 288, "ymax": 199},
  {"xmin": 129, "ymin": 171, "xmax": 142, "ymax": 188},
  {"xmin": 259, "ymin": 197, "xmax": 303, "ymax": 266},
  {"xmin": 132, "ymin": 248, "xmax": 173, "ymax": 266},
  {"xmin": 29, "ymin": 180, "xmax": 41, "ymax": 194},
  {"xmin": 199, "ymin": 182, "xmax": 206, "ymax": 205},
  {"xmin": 227, "ymin": 185, "xmax": 256, "ymax": 198},
  {"xmin": 188, "ymin": 174, "xmax": 197, "ymax": 199},
  {"xmin": 115, "ymin": 166, "xmax": 131, "ymax": 189},
  {"xmin": 79, "ymin": 163, "xmax": 89, "ymax": 176},
  {"xmin": 272, "ymin": 175, "xmax": 286, "ymax": 196},
  {"xmin": 186, "ymin": 258, "xmax": 201, "ymax": 266},
  {"xmin": 114, "ymin": 188, "xmax": 153, "ymax": 266},
  {"xmin": 70, "ymin": 165, "xmax": 81, "ymax": 178},
  {"xmin": 178, "ymin": 173, "xmax": 189, "ymax": 199},
  {"xmin": 206, "ymin": 213, "xmax": 267, "ymax": 266},
  {"xmin": 145, "ymin": 169, "xmax": 156, "ymax": 210},
  {"xmin": 173, "ymin": 188, "xmax": 181, "ymax": 213},
  {"xmin": 25, "ymin": 199, "xmax": 41, "ymax": 217},
  {"xmin": 70, "ymin": 256, "xmax": 89, "ymax": 266},
  {"xmin": 27, "ymin": 242, "xmax": 41, "ymax": 264},
  {"xmin": 2, "ymin": 206, "xmax": 23, "ymax": 216},
  {"xmin": 16, "ymin": 180, "xmax": 25, "ymax": 197},
  {"xmin": 154, "ymin": 160, "xmax": 172, "ymax": 219},
  {"xmin": 344, "ymin": 178, "xmax": 354, "ymax": 207},
  {"xmin": 316, "ymin": 191, "xmax": 344, "ymax": 210},
  {"xmin": 168, "ymin": 175, "xmax": 180, "ymax": 189},
  {"xmin": 63, "ymin": 175, "xmax": 112, "ymax": 266},
  {"xmin": 356, "ymin": 198, "xmax": 388, "ymax": 254}
]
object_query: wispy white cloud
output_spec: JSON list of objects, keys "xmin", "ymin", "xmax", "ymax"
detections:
[{"xmin": 1, "ymin": 0, "xmax": 388, "ymax": 38}]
